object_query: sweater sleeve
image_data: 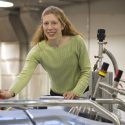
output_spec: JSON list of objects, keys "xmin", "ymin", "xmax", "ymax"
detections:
[
  {"xmin": 72, "ymin": 36, "xmax": 91, "ymax": 97},
  {"xmin": 9, "ymin": 46, "xmax": 40, "ymax": 95}
]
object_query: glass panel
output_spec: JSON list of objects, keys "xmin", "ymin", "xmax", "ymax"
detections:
[
  {"xmin": 1, "ymin": 61, "xmax": 19, "ymax": 75},
  {"xmin": 1, "ymin": 43, "xmax": 19, "ymax": 60},
  {"xmin": 1, "ymin": 76, "xmax": 16, "ymax": 89}
]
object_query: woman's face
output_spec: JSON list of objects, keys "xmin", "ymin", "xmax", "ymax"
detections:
[{"xmin": 42, "ymin": 14, "xmax": 64, "ymax": 41}]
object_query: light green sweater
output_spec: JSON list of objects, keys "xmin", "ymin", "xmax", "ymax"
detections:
[{"xmin": 9, "ymin": 35, "xmax": 91, "ymax": 97}]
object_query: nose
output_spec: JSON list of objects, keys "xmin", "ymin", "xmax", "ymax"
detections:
[{"xmin": 47, "ymin": 23, "xmax": 53, "ymax": 29}]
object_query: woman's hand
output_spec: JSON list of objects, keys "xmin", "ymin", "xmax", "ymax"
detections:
[
  {"xmin": 63, "ymin": 91, "xmax": 78, "ymax": 99},
  {"xmin": 0, "ymin": 90, "xmax": 13, "ymax": 99}
]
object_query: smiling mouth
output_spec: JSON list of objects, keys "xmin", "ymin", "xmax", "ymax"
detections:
[{"xmin": 47, "ymin": 32, "xmax": 56, "ymax": 36}]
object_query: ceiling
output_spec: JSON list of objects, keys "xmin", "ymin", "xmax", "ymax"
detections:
[
  {"xmin": 8, "ymin": 0, "xmax": 86, "ymax": 8},
  {"xmin": 0, "ymin": 0, "xmax": 88, "ymax": 43}
]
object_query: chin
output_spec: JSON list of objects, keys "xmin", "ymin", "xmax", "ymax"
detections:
[{"xmin": 48, "ymin": 37, "xmax": 57, "ymax": 41}]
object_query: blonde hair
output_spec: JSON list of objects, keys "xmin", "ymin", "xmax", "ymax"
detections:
[{"xmin": 31, "ymin": 6, "xmax": 81, "ymax": 46}]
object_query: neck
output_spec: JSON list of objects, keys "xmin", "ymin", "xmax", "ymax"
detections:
[{"xmin": 48, "ymin": 36, "xmax": 63, "ymax": 47}]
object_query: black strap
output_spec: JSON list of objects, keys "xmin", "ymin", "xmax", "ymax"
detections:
[
  {"xmin": 50, "ymin": 86, "xmax": 89, "ymax": 96},
  {"xmin": 50, "ymin": 89, "xmax": 63, "ymax": 96},
  {"xmin": 84, "ymin": 86, "xmax": 89, "ymax": 93}
]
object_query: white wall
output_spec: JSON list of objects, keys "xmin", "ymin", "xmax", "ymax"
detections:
[
  {"xmin": 63, "ymin": 0, "xmax": 125, "ymax": 71},
  {"xmin": 62, "ymin": 0, "xmax": 125, "ymax": 87},
  {"xmin": 63, "ymin": 0, "xmax": 125, "ymax": 120}
]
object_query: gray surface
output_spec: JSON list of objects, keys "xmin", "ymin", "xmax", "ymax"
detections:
[
  {"xmin": 0, "ymin": 109, "xmax": 114, "ymax": 125},
  {"xmin": 0, "ymin": 110, "xmax": 32, "ymax": 125},
  {"xmin": 89, "ymin": 71, "xmax": 113, "ymax": 111}
]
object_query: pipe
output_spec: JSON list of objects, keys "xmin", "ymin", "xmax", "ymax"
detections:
[{"xmin": 103, "ymin": 48, "xmax": 118, "ymax": 75}]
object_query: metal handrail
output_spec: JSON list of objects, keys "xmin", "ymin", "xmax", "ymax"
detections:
[
  {"xmin": 0, "ymin": 98, "xmax": 120, "ymax": 125},
  {"xmin": 99, "ymin": 82, "xmax": 125, "ymax": 96}
]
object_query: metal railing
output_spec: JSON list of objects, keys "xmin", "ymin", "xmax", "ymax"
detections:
[{"xmin": 0, "ymin": 98, "xmax": 121, "ymax": 125}]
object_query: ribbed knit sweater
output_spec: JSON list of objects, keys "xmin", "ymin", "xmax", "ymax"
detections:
[{"xmin": 9, "ymin": 35, "xmax": 91, "ymax": 97}]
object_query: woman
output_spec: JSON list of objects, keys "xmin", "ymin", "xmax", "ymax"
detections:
[{"xmin": 0, "ymin": 6, "xmax": 91, "ymax": 99}]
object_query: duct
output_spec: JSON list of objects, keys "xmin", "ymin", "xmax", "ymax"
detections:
[
  {"xmin": 0, "ymin": 12, "xmax": 18, "ymax": 42},
  {"xmin": 20, "ymin": 7, "xmax": 42, "ymax": 39},
  {"xmin": 8, "ymin": 8, "xmax": 30, "ymax": 98},
  {"xmin": 8, "ymin": 8, "xmax": 28, "ymax": 44},
  {"xmin": 8, "ymin": 9, "xmax": 29, "ymax": 66}
]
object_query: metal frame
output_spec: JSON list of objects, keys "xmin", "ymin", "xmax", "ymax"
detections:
[{"xmin": 0, "ymin": 98, "xmax": 120, "ymax": 125}]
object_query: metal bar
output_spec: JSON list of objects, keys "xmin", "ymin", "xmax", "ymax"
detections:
[
  {"xmin": 93, "ymin": 77, "xmax": 102, "ymax": 98},
  {"xmin": 99, "ymin": 82, "xmax": 125, "ymax": 96},
  {"xmin": 0, "ymin": 99, "xmax": 120, "ymax": 125},
  {"xmin": 24, "ymin": 110, "xmax": 36, "ymax": 125},
  {"xmin": 96, "ymin": 98, "xmax": 125, "ymax": 112}
]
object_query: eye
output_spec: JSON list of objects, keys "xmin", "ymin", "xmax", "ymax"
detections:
[
  {"xmin": 43, "ymin": 22, "xmax": 49, "ymax": 26},
  {"xmin": 51, "ymin": 21, "xmax": 58, "ymax": 25}
]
